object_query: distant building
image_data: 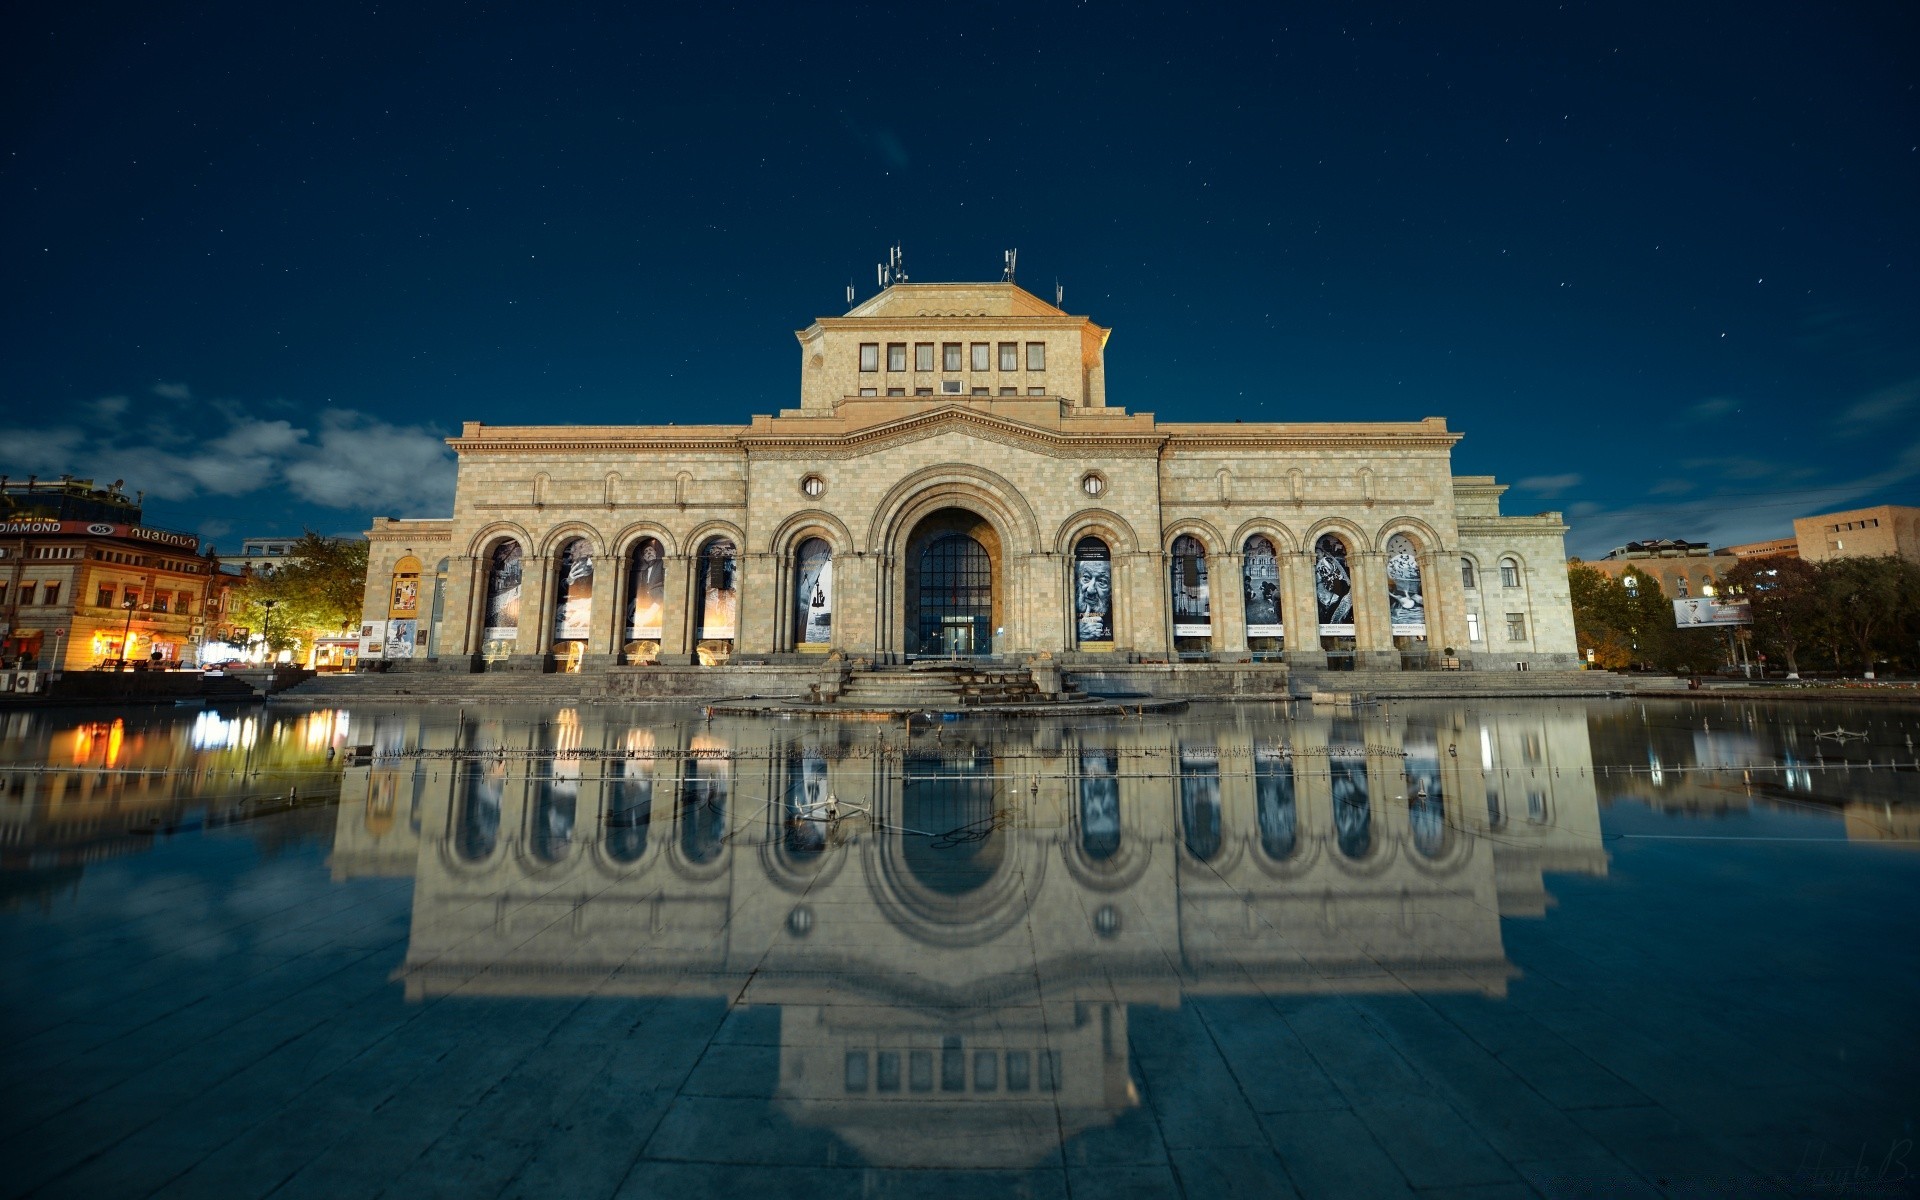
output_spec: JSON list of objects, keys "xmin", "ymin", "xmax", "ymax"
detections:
[
  {"xmin": 1791, "ymin": 504, "xmax": 1920, "ymax": 565},
  {"xmin": 1578, "ymin": 539, "xmax": 1733, "ymax": 600},
  {"xmin": 1, "ymin": 475, "xmax": 142, "ymax": 525},
  {"xmin": 0, "ymin": 511, "xmax": 234, "ymax": 670},
  {"xmin": 1718, "ymin": 536, "xmax": 1799, "ymax": 561}
]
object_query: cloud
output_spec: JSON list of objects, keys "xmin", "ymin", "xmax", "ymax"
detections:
[
  {"xmin": 0, "ymin": 388, "xmax": 455, "ymax": 516},
  {"xmin": 1516, "ymin": 473, "xmax": 1581, "ymax": 498},
  {"xmin": 152, "ymin": 381, "xmax": 192, "ymax": 400},
  {"xmin": 91, "ymin": 394, "xmax": 130, "ymax": 418},
  {"xmin": 1836, "ymin": 377, "xmax": 1920, "ymax": 435},
  {"xmin": 1648, "ymin": 479, "xmax": 1693, "ymax": 496},
  {"xmin": 1673, "ymin": 396, "xmax": 1739, "ymax": 425}
]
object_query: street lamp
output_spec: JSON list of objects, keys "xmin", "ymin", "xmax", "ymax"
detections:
[
  {"xmin": 119, "ymin": 596, "xmax": 137, "ymax": 670},
  {"xmin": 262, "ymin": 600, "xmax": 279, "ymax": 664}
]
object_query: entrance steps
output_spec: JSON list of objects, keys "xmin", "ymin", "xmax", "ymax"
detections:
[{"xmin": 828, "ymin": 662, "xmax": 1088, "ymax": 709}]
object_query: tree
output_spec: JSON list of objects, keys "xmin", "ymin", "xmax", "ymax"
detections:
[
  {"xmin": 1724, "ymin": 556, "xmax": 1820, "ymax": 677},
  {"xmin": 1568, "ymin": 563, "xmax": 1637, "ymax": 668},
  {"xmin": 1817, "ymin": 556, "xmax": 1920, "ymax": 677},
  {"xmin": 234, "ymin": 533, "xmax": 369, "ymax": 658}
]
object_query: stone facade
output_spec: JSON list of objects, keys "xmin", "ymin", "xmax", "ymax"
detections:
[{"xmin": 358, "ymin": 283, "xmax": 1579, "ymax": 673}]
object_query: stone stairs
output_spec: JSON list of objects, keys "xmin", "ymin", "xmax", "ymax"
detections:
[
  {"xmin": 828, "ymin": 662, "xmax": 1087, "ymax": 709},
  {"xmin": 1287, "ymin": 668, "xmax": 1627, "ymax": 699},
  {"xmin": 273, "ymin": 670, "xmax": 587, "ymax": 704}
]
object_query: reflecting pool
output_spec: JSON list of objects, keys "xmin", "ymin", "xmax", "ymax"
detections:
[{"xmin": 3, "ymin": 699, "xmax": 1917, "ymax": 1198}]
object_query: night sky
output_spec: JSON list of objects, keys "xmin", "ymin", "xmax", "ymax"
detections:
[{"xmin": 4, "ymin": 2, "xmax": 1915, "ymax": 558}]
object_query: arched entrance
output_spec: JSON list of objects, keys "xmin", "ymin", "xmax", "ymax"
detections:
[{"xmin": 904, "ymin": 507, "xmax": 1000, "ymax": 657}]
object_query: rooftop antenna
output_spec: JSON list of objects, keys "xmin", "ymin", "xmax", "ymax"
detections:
[
  {"xmin": 846, "ymin": 281, "xmax": 856, "ymax": 306},
  {"xmin": 876, "ymin": 243, "xmax": 906, "ymax": 288},
  {"xmin": 1002, "ymin": 248, "xmax": 1018, "ymax": 283},
  {"xmin": 1055, "ymin": 279, "xmax": 1064, "ymax": 308}
]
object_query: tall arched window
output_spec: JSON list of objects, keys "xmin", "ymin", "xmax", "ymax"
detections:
[
  {"xmin": 1073, "ymin": 537, "xmax": 1114, "ymax": 647},
  {"xmin": 1169, "ymin": 535, "xmax": 1211, "ymax": 654},
  {"xmin": 1330, "ymin": 722, "xmax": 1370, "ymax": 859},
  {"xmin": 453, "ymin": 719, "xmax": 503, "ymax": 862},
  {"xmin": 680, "ymin": 736, "xmax": 729, "ymax": 864},
  {"xmin": 1242, "ymin": 535, "xmax": 1282, "ymax": 656},
  {"xmin": 1405, "ymin": 727, "xmax": 1446, "ymax": 859},
  {"xmin": 625, "ymin": 538, "xmax": 665, "ymax": 665},
  {"xmin": 426, "ymin": 558, "xmax": 449, "ymax": 659},
  {"xmin": 479, "ymin": 540, "xmax": 524, "ymax": 663},
  {"xmin": 694, "ymin": 537, "xmax": 739, "ymax": 666},
  {"xmin": 1315, "ymin": 534, "xmax": 1355, "ymax": 661},
  {"xmin": 550, "ymin": 537, "xmax": 595, "ymax": 672},
  {"xmin": 1461, "ymin": 558, "xmax": 1477, "ymax": 590},
  {"xmin": 793, "ymin": 538, "xmax": 834, "ymax": 649}
]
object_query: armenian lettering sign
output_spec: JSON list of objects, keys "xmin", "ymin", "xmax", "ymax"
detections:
[{"xmin": 0, "ymin": 520, "xmax": 199, "ymax": 550}]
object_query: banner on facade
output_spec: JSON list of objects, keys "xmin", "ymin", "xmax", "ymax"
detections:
[
  {"xmin": 698, "ymin": 540, "xmax": 739, "ymax": 640},
  {"xmin": 551, "ymin": 539, "xmax": 595, "ymax": 641},
  {"xmin": 1243, "ymin": 537, "xmax": 1283, "ymax": 638},
  {"xmin": 384, "ymin": 618, "xmax": 417, "ymax": 659},
  {"xmin": 795, "ymin": 539, "xmax": 833, "ymax": 645},
  {"xmin": 1673, "ymin": 597, "xmax": 1751, "ymax": 628},
  {"xmin": 358, "ymin": 619, "xmax": 387, "ymax": 659},
  {"xmin": 1315, "ymin": 535, "xmax": 1355, "ymax": 636},
  {"xmin": 1385, "ymin": 533, "xmax": 1426, "ymax": 637},
  {"xmin": 627, "ymin": 540, "xmax": 665, "ymax": 640},
  {"xmin": 1170, "ymin": 535, "xmax": 1211, "ymax": 637},
  {"xmin": 482, "ymin": 542, "xmax": 523, "ymax": 642},
  {"xmin": 1074, "ymin": 541, "xmax": 1113, "ymax": 643}
]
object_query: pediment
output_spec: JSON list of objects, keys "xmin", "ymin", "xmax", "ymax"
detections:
[{"xmin": 742, "ymin": 403, "xmax": 1163, "ymax": 460}]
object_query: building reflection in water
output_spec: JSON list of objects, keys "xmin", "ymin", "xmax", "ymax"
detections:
[{"xmin": 333, "ymin": 702, "xmax": 1609, "ymax": 1168}]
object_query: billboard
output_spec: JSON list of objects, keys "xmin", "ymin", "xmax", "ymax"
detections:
[{"xmin": 1673, "ymin": 598, "xmax": 1751, "ymax": 628}]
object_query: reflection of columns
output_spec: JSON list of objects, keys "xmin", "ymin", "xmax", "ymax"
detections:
[
  {"xmin": 1216, "ymin": 550, "xmax": 1246, "ymax": 656},
  {"xmin": 663, "ymin": 553, "xmax": 694, "ymax": 663},
  {"xmin": 1352, "ymin": 551, "xmax": 1396, "ymax": 669},
  {"xmin": 1281, "ymin": 550, "xmax": 1324, "ymax": 668}
]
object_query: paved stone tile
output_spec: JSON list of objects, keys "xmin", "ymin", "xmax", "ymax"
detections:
[
  {"xmin": 1193, "ymin": 996, "xmax": 1346, "ymax": 1114},
  {"xmin": 1168, "ymin": 1144, "xmax": 1303, "ymax": 1199},
  {"xmin": 1350, "ymin": 1094, "xmax": 1519, "ymax": 1190},
  {"xmin": 680, "ymin": 1042, "xmax": 781, "ymax": 1097},
  {"xmin": 615, "ymin": 1161, "xmax": 1070, "ymax": 1200},
  {"xmin": 1064, "ymin": 1163, "xmax": 1184, "ymax": 1199},
  {"xmin": 1259, "ymin": 1109, "xmax": 1418, "ymax": 1199}
]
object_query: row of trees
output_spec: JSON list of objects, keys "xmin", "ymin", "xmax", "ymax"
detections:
[
  {"xmin": 1568, "ymin": 556, "xmax": 1920, "ymax": 677},
  {"xmin": 230, "ymin": 533, "xmax": 369, "ymax": 657}
]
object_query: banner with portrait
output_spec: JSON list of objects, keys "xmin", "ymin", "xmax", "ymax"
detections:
[
  {"xmin": 482, "ymin": 541, "xmax": 523, "ymax": 642},
  {"xmin": 389, "ymin": 575, "xmax": 419, "ymax": 618},
  {"xmin": 551, "ymin": 538, "xmax": 595, "ymax": 641},
  {"xmin": 1242, "ymin": 536, "xmax": 1283, "ymax": 638},
  {"xmin": 1315, "ymin": 534, "xmax": 1355, "ymax": 636},
  {"xmin": 794, "ymin": 538, "xmax": 833, "ymax": 645},
  {"xmin": 1074, "ymin": 538, "xmax": 1113, "ymax": 644},
  {"xmin": 626, "ymin": 539, "xmax": 666, "ymax": 640}
]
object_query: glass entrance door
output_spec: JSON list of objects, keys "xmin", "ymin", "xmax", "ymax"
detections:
[{"xmin": 915, "ymin": 534, "xmax": 992, "ymax": 656}]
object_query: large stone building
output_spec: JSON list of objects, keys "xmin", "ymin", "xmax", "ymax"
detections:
[{"xmin": 358, "ymin": 283, "xmax": 1578, "ymax": 680}]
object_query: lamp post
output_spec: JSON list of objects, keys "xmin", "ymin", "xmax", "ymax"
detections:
[
  {"xmin": 262, "ymin": 600, "xmax": 279, "ymax": 664},
  {"xmin": 119, "ymin": 596, "xmax": 137, "ymax": 670}
]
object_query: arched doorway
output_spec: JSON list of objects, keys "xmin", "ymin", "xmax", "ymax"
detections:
[{"xmin": 904, "ymin": 508, "xmax": 1000, "ymax": 657}]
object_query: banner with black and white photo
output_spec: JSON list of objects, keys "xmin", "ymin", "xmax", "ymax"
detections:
[
  {"xmin": 794, "ymin": 538, "xmax": 833, "ymax": 645},
  {"xmin": 1314, "ymin": 534, "xmax": 1355, "ymax": 636},
  {"xmin": 482, "ymin": 541, "xmax": 523, "ymax": 643},
  {"xmin": 1242, "ymin": 536, "xmax": 1283, "ymax": 638},
  {"xmin": 1385, "ymin": 533, "xmax": 1426, "ymax": 637},
  {"xmin": 698, "ymin": 539, "xmax": 739, "ymax": 641},
  {"xmin": 1074, "ymin": 538, "xmax": 1113, "ymax": 643},
  {"xmin": 1170, "ymin": 535, "xmax": 1211, "ymax": 637}
]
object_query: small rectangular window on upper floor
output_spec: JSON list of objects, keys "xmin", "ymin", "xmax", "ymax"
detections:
[
  {"xmin": 914, "ymin": 387, "xmax": 933, "ymax": 396},
  {"xmin": 944, "ymin": 343, "xmax": 962, "ymax": 371},
  {"xmin": 971, "ymin": 387, "xmax": 989, "ymax": 396},
  {"xmin": 914, "ymin": 343, "xmax": 934, "ymax": 372},
  {"xmin": 999, "ymin": 342, "xmax": 1018, "ymax": 371},
  {"xmin": 859, "ymin": 343, "xmax": 879, "ymax": 372},
  {"xmin": 998, "ymin": 387, "xmax": 1018, "ymax": 396},
  {"xmin": 971, "ymin": 343, "xmax": 990, "ymax": 372},
  {"xmin": 42, "ymin": 583, "xmax": 60, "ymax": 606},
  {"xmin": 1026, "ymin": 342, "xmax": 1045, "ymax": 370},
  {"xmin": 886, "ymin": 387, "xmax": 905, "ymax": 396},
  {"xmin": 887, "ymin": 343, "xmax": 907, "ymax": 372},
  {"xmin": 1506, "ymin": 613, "xmax": 1527, "ymax": 641},
  {"xmin": 941, "ymin": 380, "xmax": 963, "ymax": 395},
  {"xmin": 1027, "ymin": 387, "xmax": 1046, "ymax": 396},
  {"xmin": 859, "ymin": 387, "xmax": 878, "ymax": 396}
]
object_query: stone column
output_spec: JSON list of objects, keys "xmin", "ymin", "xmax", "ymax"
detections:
[
  {"xmin": 1352, "ymin": 551, "xmax": 1398, "ymax": 671},
  {"xmin": 1426, "ymin": 549, "xmax": 1473, "ymax": 670},
  {"xmin": 738, "ymin": 550, "xmax": 776, "ymax": 658},
  {"xmin": 662, "ymin": 552, "xmax": 694, "ymax": 664},
  {"xmin": 1215, "ymin": 549, "xmax": 1247, "ymax": 659},
  {"xmin": 444, "ymin": 554, "xmax": 478, "ymax": 666},
  {"xmin": 839, "ymin": 551, "xmax": 877, "ymax": 658},
  {"xmin": 1282, "ymin": 549, "xmax": 1326, "ymax": 669},
  {"xmin": 585, "ymin": 549, "xmax": 623, "ymax": 670},
  {"xmin": 511, "ymin": 555, "xmax": 552, "ymax": 671}
]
